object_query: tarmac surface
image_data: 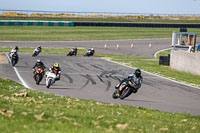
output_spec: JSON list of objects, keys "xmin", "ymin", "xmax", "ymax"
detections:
[
  {"xmin": 1, "ymin": 39, "xmax": 200, "ymax": 115},
  {"xmin": 0, "ymin": 38, "xmax": 172, "ymax": 57}
]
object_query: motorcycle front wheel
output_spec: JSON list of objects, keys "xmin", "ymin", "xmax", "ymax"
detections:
[
  {"xmin": 12, "ymin": 59, "xmax": 16, "ymax": 66},
  {"xmin": 46, "ymin": 79, "xmax": 52, "ymax": 88},
  {"xmin": 120, "ymin": 87, "xmax": 132, "ymax": 100}
]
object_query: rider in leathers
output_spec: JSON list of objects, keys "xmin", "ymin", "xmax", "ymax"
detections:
[
  {"xmin": 33, "ymin": 46, "xmax": 42, "ymax": 55},
  {"xmin": 9, "ymin": 46, "xmax": 19, "ymax": 58},
  {"xmin": 32, "ymin": 59, "xmax": 46, "ymax": 79},
  {"xmin": 48, "ymin": 63, "xmax": 61, "ymax": 81},
  {"xmin": 85, "ymin": 48, "xmax": 95, "ymax": 56},
  {"xmin": 67, "ymin": 47, "xmax": 77, "ymax": 56},
  {"xmin": 115, "ymin": 69, "xmax": 143, "ymax": 97}
]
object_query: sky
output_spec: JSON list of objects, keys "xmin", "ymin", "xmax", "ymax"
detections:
[{"xmin": 1, "ymin": 0, "xmax": 200, "ymax": 15}]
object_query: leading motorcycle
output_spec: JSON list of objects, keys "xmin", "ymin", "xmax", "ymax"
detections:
[{"xmin": 112, "ymin": 80, "xmax": 138, "ymax": 100}]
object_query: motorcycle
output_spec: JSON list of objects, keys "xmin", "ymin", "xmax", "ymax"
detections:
[
  {"xmin": 112, "ymin": 80, "xmax": 138, "ymax": 100},
  {"xmin": 33, "ymin": 66, "xmax": 44, "ymax": 85},
  {"xmin": 11, "ymin": 52, "xmax": 19, "ymax": 66},
  {"xmin": 32, "ymin": 48, "xmax": 41, "ymax": 57},
  {"xmin": 45, "ymin": 71, "xmax": 56, "ymax": 88},
  {"xmin": 67, "ymin": 49, "xmax": 77, "ymax": 56},
  {"xmin": 84, "ymin": 50, "xmax": 95, "ymax": 57}
]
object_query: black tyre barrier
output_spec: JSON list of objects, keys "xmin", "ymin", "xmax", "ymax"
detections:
[{"xmin": 74, "ymin": 22, "xmax": 200, "ymax": 28}]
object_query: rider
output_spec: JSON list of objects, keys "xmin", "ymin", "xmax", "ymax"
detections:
[
  {"xmin": 48, "ymin": 63, "xmax": 61, "ymax": 81},
  {"xmin": 9, "ymin": 46, "xmax": 19, "ymax": 58},
  {"xmin": 86, "ymin": 48, "xmax": 95, "ymax": 56},
  {"xmin": 90, "ymin": 48, "xmax": 95, "ymax": 54},
  {"xmin": 115, "ymin": 69, "xmax": 143, "ymax": 97},
  {"xmin": 32, "ymin": 59, "xmax": 46, "ymax": 71},
  {"xmin": 67, "ymin": 47, "xmax": 77, "ymax": 56},
  {"xmin": 32, "ymin": 59, "xmax": 46, "ymax": 78},
  {"xmin": 33, "ymin": 45, "xmax": 42, "ymax": 53},
  {"xmin": 73, "ymin": 47, "xmax": 77, "ymax": 56}
]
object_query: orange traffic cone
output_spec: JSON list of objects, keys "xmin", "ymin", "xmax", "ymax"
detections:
[
  {"xmin": 131, "ymin": 44, "xmax": 133, "ymax": 48},
  {"xmin": 149, "ymin": 43, "xmax": 152, "ymax": 48},
  {"xmin": 116, "ymin": 44, "xmax": 119, "ymax": 49},
  {"xmin": 104, "ymin": 44, "xmax": 107, "ymax": 49}
]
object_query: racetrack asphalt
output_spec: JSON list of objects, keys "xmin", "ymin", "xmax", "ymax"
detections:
[
  {"xmin": 1, "ymin": 39, "xmax": 200, "ymax": 115},
  {"xmin": 0, "ymin": 38, "xmax": 172, "ymax": 57}
]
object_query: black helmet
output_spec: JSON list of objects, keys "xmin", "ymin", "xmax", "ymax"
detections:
[
  {"xmin": 135, "ymin": 69, "xmax": 141, "ymax": 78},
  {"xmin": 15, "ymin": 46, "xmax": 19, "ymax": 50}
]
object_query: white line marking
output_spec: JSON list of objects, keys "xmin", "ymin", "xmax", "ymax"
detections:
[
  {"xmin": 5, "ymin": 53, "xmax": 33, "ymax": 89},
  {"xmin": 154, "ymin": 48, "xmax": 172, "ymax": 58},
  {"xmin": 101, "ymin": 57, "xmax": 200, "ymax": 90}
]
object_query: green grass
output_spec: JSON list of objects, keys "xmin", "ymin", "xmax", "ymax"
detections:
[
  {"xmin": 1, "ymin": 26, "xmax": 200, "ymax": 41},
  {"xmin": 0, "ymin": 78, "xmax": 200, "ymax": 133},
  {"xmin": 156, "ymin": 50, "xmax": 171, "ymax": 58}
]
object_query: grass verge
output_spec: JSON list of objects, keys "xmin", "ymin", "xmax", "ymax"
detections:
[
  {"xmin": 1, "ymin": 79, "xmax": 200, "ymax": 133},
  {"xmin": 1, "ymin": 26, "xmax": 200, "ymax": 41}
]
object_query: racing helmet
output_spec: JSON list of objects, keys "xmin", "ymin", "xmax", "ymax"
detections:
[
  {"xmin": 135, "ymin": 69, "xmax": 141, "ymax": 78},
  {"xmin": 38, "ymin": 45, "xmax": 41, "ymax": 48},
  {"xmin": 37, "ymin": 59, "xmax": 41, "ymax": 63},
  {"xmin": 15, "ymin": 46, "xmax": 19, "ymax": 51},
  {"xmin": 53, "ymin": 63, "xmax": 59, "ymax": 70},
  {"xmin": 91, "ymin": 48, "xmax": 94, "ymax": 51}
]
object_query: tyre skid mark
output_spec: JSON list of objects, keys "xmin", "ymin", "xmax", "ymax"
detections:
[{"xmin": 62, "ymin": 74, "xmax": 73, "ymax": 83}]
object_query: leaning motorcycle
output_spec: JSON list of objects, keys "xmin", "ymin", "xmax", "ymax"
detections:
[
  {"xmin": 84, "ymin": 50, "xmax": 94, "ymax": 57},
  {"xmin": 11, "ymin": 53, "xmax": 19, "ymax": 66},
  {"xmin": 67, "ymin": 49, "xmax": 77, "ymax": 56},
  {"xmin": 33, "ymin": 67, "xmax": 44, "ymax": 85},
  {"xmin": 45, "ymin": 71, "xmax": 56, "ymax": 88},
  {"xmin": 112, "ymin": 80, "xmax": 137, "ymax": 100},
  {"xmin": 32, "ymin": 49, "xmax": 41, "ymax": 57}
]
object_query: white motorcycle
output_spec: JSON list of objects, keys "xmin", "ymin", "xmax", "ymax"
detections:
[
  {"xmin": 32, "ymin": 48, "xmax": 41, "ymax": 57},
  {"xmin": 45, "ymin": 71, "xmax": 56, "ymax": 88}
]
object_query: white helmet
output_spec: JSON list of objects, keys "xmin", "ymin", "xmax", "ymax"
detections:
[{"xmin": 37, "ymin": 59, "xmax": 41, "ymax": 63}]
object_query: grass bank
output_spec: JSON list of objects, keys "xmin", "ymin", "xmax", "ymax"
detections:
[
  {"xmin": 1, "ymin": 79, "xmax": 200, "ymax": 133},
  {"xmin": 1, "ymin": 26, "xmax": 200, "ymax": 41}
]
